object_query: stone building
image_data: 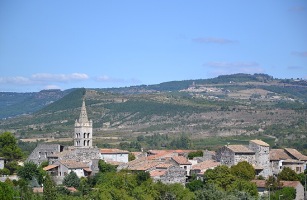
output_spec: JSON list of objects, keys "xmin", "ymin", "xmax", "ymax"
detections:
[
  {"xmin": 26, "ymin": 144, "xmax": 64, "ymax": 165},
  {"xmin": 248, "ymin": 140, "xmax": 271, "ymax": 177},
  {"xmin": 216, "ymin": 144, "xmax": 256, "ymax": 166},
  {"xmin": 270, "ymin": 148, "xmax": 307, "ymax": 175},
  {"xmin": 100, "ymin": 148, "xmax": 129, "ymax": 163},
  {"xmin": 74, "ymin": 99, "xmax": 93, "ymax": 147}
]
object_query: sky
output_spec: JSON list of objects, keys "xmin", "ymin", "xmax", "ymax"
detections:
[{"xmin": 0, "ymin": 0, "xmax": 306, "ymax": 92}]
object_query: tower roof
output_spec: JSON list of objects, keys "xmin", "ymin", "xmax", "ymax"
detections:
[{"xmin": 78, "ymin": 99, "xmax": 89, "ymax": 123}]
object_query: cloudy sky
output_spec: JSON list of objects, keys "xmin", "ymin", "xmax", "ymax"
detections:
[{"xmin": 0, "ymin": 0, "xmax": 306, "ymax": 92}]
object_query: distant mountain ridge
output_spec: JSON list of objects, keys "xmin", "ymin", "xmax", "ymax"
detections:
[{"xmin": 1, "ymin": 73, "xmax": 307, "ymax": 119}]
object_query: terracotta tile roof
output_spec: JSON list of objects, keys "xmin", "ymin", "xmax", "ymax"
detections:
[
  {"xmin": 191, "ymin": 160, "xmax": 220, "ymax": 171},
  {"xmin": 66, "ymin": 187, "xmax": 77, "ymax": 192},
  {"xmin": 284, "ymin": 148, "xmax": 307, "ymax": 161},
  {"xmin": 33, "ymin": 187, "xmax": 43, "ymax": 193},
  {"xmin": 270, "ymin": 149, "xmax": 291, "ymax": 160},
  {"xmin": 83, "ymin": 167, "xmax": 92, "ymax": 172},
  {"xmin": 281, "ymin": 181, "xmax": 302, "ymax": 188},
  {"xmin": 172, "ymin": 156, "xmax": 191, "ymax": 165},
  {"xmin": 124, "ymin": 158, "xmax": 161, "ymax": 171},
  {"xmin": 150, "ymin": 169, "xmax": 167, "ymax": 177},
  {"xmin": 156, "ymin": 163, "xmax": 173, "ymax": 169},
  {"xmin": 251, "ymin": 180, "xmax": 266, "ymax": 188},
  {"xmin": 100, "ymin": 148, "xmax": 129, "ymax": 154},
  {"xmin": 226, "ymin": 145, "xmax": 255, "ymax": 153},
  {"xmin": 251, "ymin": 180, "xmax": 302, "ymax": 188},
  {"xmin": 43, "ymin": 165, "xmax": 58, "ymax": 171},
  {"xmin": 250, "ymin": 140, "xmax": 269, "ymax": 147},
  {"xmin": 59, "ymin": 160, "xmax": 89, "ymax": 169}
]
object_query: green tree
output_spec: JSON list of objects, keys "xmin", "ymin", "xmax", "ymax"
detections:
[
  {"xmin": 98, "ymin": 160, "xmax": 116, "ymax": 173},
  {"xmin": 230, "ymin": 161, "xmax": 255, "ymax": 180},
  {"xmin": 187, "ymin": 150, "xmax": 203, "ymax": 159},
  {"xmin": 17, "ymin": 162, "xmax": 40, "ymax": 181},
  {"xmin": 186, "ymin": 179, "xmax": 204, "ymax": 192},
  {"xmin": 194, "ymin": 184, "xmax": 227, "ymax": 200},
  {"xmin": 128, "ymin": 152, "xmax": 136, "ymax": 161},
  {"xmin": 228, "ymin": 179, "xmax": 258, "ymax": 197},
  {"xmin": 63, "ymin": 171, "xmax": 80, "ymax": 188},
  {"xmin": 270, "ymin": 187, "xmax": 296, "ymax": 200},
  {"xmin": 0, "ymin": 182, "xmax": 15, "ymax": 200},
  {"xmin": 204, "ymin": 165, "xmax": 235, "ymax": 190},
  {"xmin": 43, "ymin": 174, "xmax": 56, "ymax": 200},
  {"xmin": 0, "ymin": 132, "xmax": 23, "ymax": 161},
  {"xmin": 278, "ymin": 167, "xmax": 299, "ymax": 181}
]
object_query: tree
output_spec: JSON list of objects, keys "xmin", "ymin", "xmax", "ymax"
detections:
[
  {"xmin": 128, "ymin": 153, "xmax": 136, "ymax": 161},
  {"xmin": 43, "ymin": 174, "xmax": 56, "ymax": 200},
  {"xmin": 98, "ymin": 160, "xmax": 116, "ymax": 173},
  {"xmin": 278, "ymin": 167, "xmax": 299, "ymax": 181},
  {"xmin": 204, "ymin": 165, "xmax": 235, "ymax": 190},
  {"xmin": 63, "ymin": 171, "xmax": 80, "ymax": 188},
  {"xmin": 186, "ymin": 179, "xmax": 204, "ymax": 192},
  {"xmin": 0, "ymin": 182, "xmax": 15, "ymax": 200},
  {"xmin": 194, "ymin": 184, "xmax": 227, "ymax": 200},
  {"xmin": 0, "ymin": 132, "xmax": 23, "ymax": 161},
  {"xmin": 228, "ymin": 179, "xmax": 258, "ymax": 197},
  {"xmin": 17, "ymin": 162, "xmax": 40, "ymax": 181},
  {"xmin": 270, "ymin": 187, "xmax": 296, "ymax": 200},
  {"xmin": 230, "ymin": 161, "xmax": 255, "ymax": 180},
  {"xmin": 187, "ymin": 150, "xmax": 203, "ymax": 159}
]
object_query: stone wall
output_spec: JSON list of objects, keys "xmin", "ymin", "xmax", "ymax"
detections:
[
  {"xmin": 160, "ymin": 166, "xmax": 186, "ymax": 185},
  {"xmin": 216, "ymin": 146, "xmax": 235, "ymax": 166},
  {"xmin": 249, "ymin": 141, "xmax": 272, "ymax": 177},
  {"xmin": 26, "ymin": 144, "xmax": 63, "ymax": 165}
]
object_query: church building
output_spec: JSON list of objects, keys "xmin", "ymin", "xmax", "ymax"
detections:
[{"xmin": 74, "ymin": 99, "xmax": 93, "ymax": 147}]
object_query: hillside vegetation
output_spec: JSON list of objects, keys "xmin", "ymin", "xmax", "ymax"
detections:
[{"xmin": 0, "ymin": 73, "xmax": 306, "ymax": 152}]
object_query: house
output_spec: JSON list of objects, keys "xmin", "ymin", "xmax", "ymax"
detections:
[
  {"xmin": 252, "ymin": 180, "xmax": 304, "ymax": 200},
  {"xmin": 216, "ymin": 144, "xmax": 255, "ymax": 166},
  {"xmin": 249, "ymin": 140, "xmax": 271, "ymax": 177},
  {"xmin": 100, "ymin": 148, "xmax": 129, "ymax": 163},
  {"xmin": 270, "ymin": 149, "xmax": 306, "ymax": 175},
  {"xmin": 43, "ymin": 160, "xmax": 91, "ymax": 178},
  {"xmin": 190, "ymin": 160, "xmax": 220, "ymax": 179},
  {"xmin": 26, "ymin": 144, "xmax": 64, "ymax": 165},
  {"xmin": 171, "ymin": 156, "xmax": 192, "ymax": 176}
]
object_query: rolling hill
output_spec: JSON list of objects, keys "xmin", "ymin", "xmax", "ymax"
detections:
[{"xmin": 1, "ymin": 73, "xmax": 307, "ymax": 151}]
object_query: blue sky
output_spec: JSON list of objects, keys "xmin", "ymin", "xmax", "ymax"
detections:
[{"xmin": 0, "ymin": 0, "xmax": 306, "ymax": 92}]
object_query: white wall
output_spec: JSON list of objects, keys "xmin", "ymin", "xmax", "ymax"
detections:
[{"xmin": 100, "ymin": 153, "xmax": 129, "ymax": 163}]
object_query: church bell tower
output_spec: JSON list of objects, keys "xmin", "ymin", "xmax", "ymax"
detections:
[{"xmin": 74, "ymin": 99, "xmax": 93, "ymax": 147}]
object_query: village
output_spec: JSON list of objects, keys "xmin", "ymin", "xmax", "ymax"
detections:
[{"xmin": 17, "ymin": 100, "xmax": 306, "ymax": 199}]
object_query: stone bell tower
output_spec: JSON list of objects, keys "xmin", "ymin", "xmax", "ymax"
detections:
[{"xmin": 74, "ymin": 99, "xmax": 92, "ymax": 147}]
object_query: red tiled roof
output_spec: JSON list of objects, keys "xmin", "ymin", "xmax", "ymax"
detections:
[
  {"xmin": 43, "ymin": 165, "xmax": 58, "ymax": 171},
  {"xmin": 66, "ymin": 187, "xmax": 77, "ymax": 192},
  {"xmin": 59, "ymin": 160, "xmax": 89, "ymax": 169},
  {"xmin": 250, "ymin": 140, "xmax": 269, "ymax": 147},
  {"xmin": 226, "ymin": 145, "xmax": 255, "ymax": 153},
  {"xmin": 284, "ymin": 148, "xmax": 307, "ymax": 161},
  {"xmin": 270, "ymin": 149, "xmax": 291, "ymax": 161},
  {"xmin": 191, "ymin": 160, "xmax": 220, "ymax": 171},
  {"xmin": 150, "ymin": 170, "xmax": 167, "ymax": 177},
  {"xmin": 251, "ymin": 180, "xmax": 302, "ymax": 188},
  {"xmin": 156, "ymin": 163, "xmax": 173, "ymax": 169},
  {"xmin": 172, "ymin": 156, "xmax": 191, "ymax": 165},
  {"xmin": 33, "ymin": 187, "xmax": 43, "ymax": 193},
  {"xmin": 83, "ymin": 167, "xmax": 92, "ymax": 172},
  {"xmin": 100, "ymin": 148, "xmax": 129, "ymax": 154}
]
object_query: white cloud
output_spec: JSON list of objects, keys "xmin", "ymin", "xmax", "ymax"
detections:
[
  {"xmin": 31, "ymin": 73, "xmax": 89, "ymax": 82},
  {"xmin": 0, "ymin": 76, "xmax": 32, "ymax": 84},
  {"xmin": 43, "ymin": 85, "xmax": 62, "ymax": 90},
  {"xmin": 192, "ymin": 37, "xmax": 237, "ymax": 44}
]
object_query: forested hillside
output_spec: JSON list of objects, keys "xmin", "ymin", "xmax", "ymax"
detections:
[{"xmin": 0, "ymin": 73, "xmax": 306, "ymax": 152}]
